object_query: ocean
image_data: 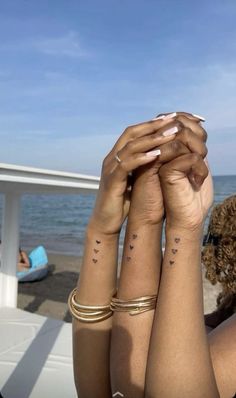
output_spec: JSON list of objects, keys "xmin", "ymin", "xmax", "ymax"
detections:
[{"xmin": 0, "ymin": 175, "xmax": 235, "ymax": 257}]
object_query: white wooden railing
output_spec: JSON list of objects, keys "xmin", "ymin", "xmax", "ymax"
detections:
[{"xmin": 0, "ymin": 163, "xmax": 99, "ymax": 308}]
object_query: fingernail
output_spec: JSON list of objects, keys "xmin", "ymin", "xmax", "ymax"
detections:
[
  {"xmin": 164, "ymin": 112, "xmax": 177, "ymax": 120},
  {"xmin": 152, "ymin": 112, "xmax": 177, "ymax": 121},
  {"xmin": 193, "ymin": 114, "xmax": 205, "ymax": 122},
  {"xmin": 162, "ymin": 125, "xmax": 179, "ymax": 137},
  {"xmin": 146, "ymin": 148, "xmax": 161, "ymax": 157},
  {"xmin": 152, "ymin": 115, "xmax": 165, "ymax": 121}
]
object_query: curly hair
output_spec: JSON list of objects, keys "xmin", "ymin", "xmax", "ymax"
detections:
[{"xmin": 202, "ymin": 195, "xmax": 236, "ymax": 313}]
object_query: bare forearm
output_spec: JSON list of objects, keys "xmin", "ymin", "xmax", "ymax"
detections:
[
  {"xmin": 118, "ymin": 221, "xmax": 162, "ymax": 297},
  {"xmin": 110, "ymin": 220, "xmax": 163, "ymax": 397},
  {"xmin": 76, "ymin": 222, "xmax": 119, "ymax": 302},
  {"xmin": 145, "ymin": 227, "xmax": 219, "ymax": 398},
  {"xmin": 73, "ymin": 222, "xmax": 119, "ymax": 398}
]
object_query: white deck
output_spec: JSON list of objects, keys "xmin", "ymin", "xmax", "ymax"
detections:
[
  {"xmin": 0, "ymin": 163, "xmax": 100, "ymax": 397},
  {"xmin": 0, "ymin": 308, "xmax": 77, "ymax": 398}
]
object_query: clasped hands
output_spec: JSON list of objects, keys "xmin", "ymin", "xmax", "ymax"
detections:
[
  {"xmin": 73, "ymin": 111, "xmax": 219, "ymax": 398},
  {"xmin": 90, "ymin": 111, "xmax": 213, "ymax": 237}
]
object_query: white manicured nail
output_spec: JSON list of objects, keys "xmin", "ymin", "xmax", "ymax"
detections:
[
  {"xmin": 152, "ymin": 112, "xmax": 177, "ymax": 121},
  {"xmin": 146, "ymin": 149, "xmax": 161, "ymax": 157},
  {"xmin": 162, "ymin": 126, "xmax": 179, "ymax": 137},
  {"xmin": 193, "ymin": 114, "xmax": 205, "ymax": 122},
  {"xmin": 152, "ymin": 115, "xmax": 165, "ymax": 121},
  {"xmin": 164, "ymin": 112, "xmax": 177, "ymax": 120}
]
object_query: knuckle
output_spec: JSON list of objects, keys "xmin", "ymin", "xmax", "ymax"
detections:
[
  {"xmin": 125, "ymin": 140, "xmax": 134, "ymax": 153},
  {"xmin": 181, "ymin": 127, "xmax": 192, "ymax": 140},
  {"xmin": 176, "ymin": 115, "xmax": 190, "ymax": 126},
  {"xmin": 123, "ymin": 125, "xmax": 134, "ymax": 137},
  {"xmin": 192, "ymin": 152, "xmax": 201, "ymax": 162},
  {"xmin": 176, "ymin": 115, "xmax": 185, "ymax": 123},
  {"xmin": 102, "ymin": 155, "xmax": 109, "ymax": 170}
]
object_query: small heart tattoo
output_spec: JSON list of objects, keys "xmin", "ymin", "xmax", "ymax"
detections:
[
  {"xmin": 169, "ymin": 260, "xmax": 175, "ymax": 265},
  {"xmin": 96, "ymin": 240, "xmax": 101, "ymax": 244},
  {"xmin": 92, "ymin": 259, "xmax": 98, "ymax": 263},
  {"xmin": 126, "ymin": 256, "xmax": 131, "ymax": 262},
  {"xmin": 94, "ymin": 249, "xmax": 99, "ymax": 254},
  {"xmin": 175, "ymin": 238, "xmax": 180, "ymax": 244},
  {"xmin": 129, "ymin": 245, "xmax": 134, "ymax": 250},
  {"xmin": 172, "ymin": 249, "xmax": 178, "ymax": 254},
  {"xmin": 132, "ymin": 234, "xmax": 138, "ymax": 240}
]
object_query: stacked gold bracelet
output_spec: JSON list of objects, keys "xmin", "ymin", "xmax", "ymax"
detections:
[
  {"xmin": 68, "ymin": 288, "xmax": 157, "ymax": 322},
  {"xmin": 68, "ymin": 288, "xmax": 113, "ymax": 323},
  {"xmin": 110, "ymin": 294, "xmax": 157, "ymax": 316}
]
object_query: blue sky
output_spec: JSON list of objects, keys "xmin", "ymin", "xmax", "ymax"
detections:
[{"xmin": 0, "ymin": 0, "xmax": 235, "ymax": 176}]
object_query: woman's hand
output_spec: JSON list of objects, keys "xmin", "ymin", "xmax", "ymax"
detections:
[
  {"xmin": 89, "ymin": 115, "xmax": 183, "ymax": 235},
  {"xmin": 159, "ymin": 154, "xmax": 214, "ymax": 232},
  {"xmin": 127, "ymin": 112, "xmax": 208, "ymax": 227}
]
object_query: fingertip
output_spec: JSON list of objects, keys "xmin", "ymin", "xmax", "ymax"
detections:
[
  {"xmin": 193, "ymin": 114, "xmax": 206, "ymax": 122},
  {"xmin": 145, "ymin": 149, "xmax": 161, "ymax": 157},
  {"xmin": 152, "ymin": 112, "xmax": 177, "ymax": 121}
]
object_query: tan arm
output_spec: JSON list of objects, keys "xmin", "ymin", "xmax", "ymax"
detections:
[
  {"xmin": 110, "ymin": 221, "xmax": 162, "ymax": 397},
  {"xmin": 72, "ymin": 223, "xmax": 119, "ymax": 398},
  {"xmin": 145, "ymin": 227, "xmax": 219, "ymax": 397}
]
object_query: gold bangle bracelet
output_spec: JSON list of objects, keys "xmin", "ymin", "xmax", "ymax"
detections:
[
  {"xmin": 111, "ymin": 299, "xmax": 157, "ymax": 307},
  {"xmin": 71, "ymin": 298, "xmax": 110, "ymax": 311},
  {"xmin": 68, "ymin": 287, "xmax": 114, "ymax": 323},
  {"xmin": 68, "ymin": 306, "xmax": 113, "ymax": 323},
  {"xmin": 69, "ymin": 308, "xmax": 113, "ymax": 323},
  {"xmin": 110, "ymin": 294, "xmax": 157, "ymax": 316},
  {"xmin": 111, "ymin": 295, "xmax": 157, "ymax": 303},
  {"xmin": 70, "ymin": 288, "xmax": 111, "ymax": 310}
]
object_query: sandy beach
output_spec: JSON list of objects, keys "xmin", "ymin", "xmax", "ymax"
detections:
[{"xmin": 17, "ymin": 253, "xmax": 221, "ymax": 322}]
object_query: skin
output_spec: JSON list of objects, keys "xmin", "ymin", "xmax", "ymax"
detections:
[
  {"xmin": 73, "ymin": 114, "xmax": 184, "ymax": 397},
  {"xmin": 145, "ymin": 153, "xmax": 220, "ymax": 397},
  {"xmin": 18, "ymin": 249, "xmax": 30, "ymax": 271},
  {"xmin": 208, "ymin": 314, "xmax": 236, "ymax": 398},
  {"xmin": 144, "ymin": 154, "xmax": 235, "ymax": 397},
  {"xmin": 72, "ymin": 112, "xmax": 205, "ymax": 397},
  {"xmin": 110, "ymin": 115, "xmax": 208, "ymax": 396},
  {"xmin": 0, "ymin": 241, "xmax": 30, "ymax": 272},
  {"xmin": 111, "ymin": 147, "xmax": 236, "ymax": 397},
  {"xmin": 72, "ymin": 112, "xmax": 236, "ymax": 397}
]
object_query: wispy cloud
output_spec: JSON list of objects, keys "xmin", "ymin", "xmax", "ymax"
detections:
[
  {"xmin": 1, "ymin": 31, "xmax": 87, "ymax": 58},
  {"xmin": 31, "ymin": 31, "xmax": 86, "ymax": 58}
]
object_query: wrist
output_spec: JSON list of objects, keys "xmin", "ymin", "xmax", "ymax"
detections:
[
  {"xmin": 127, "ymin": 218, "xmax": 163, "ymax": 234},
  {"xmin": 165, "ymin": 215, "xmax": 205, "ymax": 234},
  {"xmin": 86, "ymin": 219, "xmax": 120, "ymax": 242},
  {"xmin": 127, "ymin": 207, "xmax": 164, "ymax": 230},
  {"xmin": 165, "ymin": 223, "xmax": 204, "ymax": 243}
]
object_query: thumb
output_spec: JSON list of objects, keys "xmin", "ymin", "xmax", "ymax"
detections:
[{"xmin": 159, "ymin": 153, "xmax": 208, "ymax": 189}]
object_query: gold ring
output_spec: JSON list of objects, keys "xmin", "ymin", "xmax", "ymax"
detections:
[{"xmin": 115, "ymin": 153, "xmax": 122, "ymax": 163}]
